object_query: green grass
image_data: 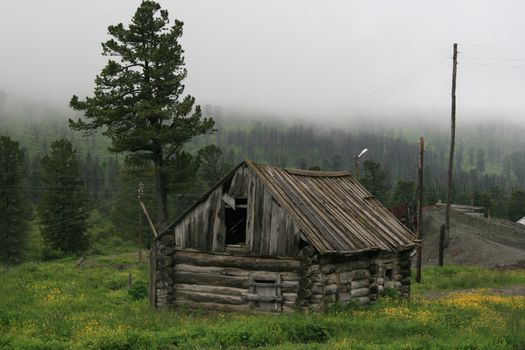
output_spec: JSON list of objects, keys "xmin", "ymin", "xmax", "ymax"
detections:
[
  {"xmin": 0, "ymin": 254, "xmax": 524, "ymax": 349},
  {"xmin": 24, "ymin": 216, "xmax": 44, "ymax": 261},
  {"xmin": 412, "ymin": 265, "xmax": 525, "ymax": 293},
  {"xmin": 21, "ymin": 210, "xmax": 135, "ymax": 262}
]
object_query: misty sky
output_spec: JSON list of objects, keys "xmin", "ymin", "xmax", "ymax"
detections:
[{"xmin": 1, "ymin": 1, "xmax": 525, "ymax": 123}]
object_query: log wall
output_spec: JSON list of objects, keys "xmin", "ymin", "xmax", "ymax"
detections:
[
  {"xmin": 153, "ymin": 237, "xmax": 412, "ymax": 311},
  {"xmin": 370, "ymin": 250, "xmax": 411, "ymax": 298},
  {"xmin": 296, "ymin": 247, "xmax": 412, "ymax": 310},
  {"xmin": 155, "ymin": 247, "xmax": 304, "ymax": 311}
]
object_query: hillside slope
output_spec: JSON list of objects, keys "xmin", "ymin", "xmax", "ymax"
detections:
[{"xmin": 422, "ymin": 205, "xmax": 525, "ymax": 267}]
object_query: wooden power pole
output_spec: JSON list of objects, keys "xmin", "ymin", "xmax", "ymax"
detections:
[
  {"xmin": 444, "ymin": 43, "xmax": 458, "ymax": 252},
  {"xmin": 354, "ymin": 155, "xmax": 359, "ymax": 179},
  {"xmin": 416, "ymin": 137, "xmax": 424, "ymax": 283},
  {"xmin": 138, "ymin": 183, "xmax": 144, "ymax": 263}
]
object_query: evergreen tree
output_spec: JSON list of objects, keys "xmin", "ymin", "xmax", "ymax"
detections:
[
  {"xmin": 197, "ymin": 145, "xmax": 229, "ymax": 188},
  {"xmin": 0, "ymin": 137, "xmax": 32, "ymax": 264},
  {"xmin": 361, "ymin": 160, "xmax": 389, "ymax": 205},
  {"xmin": 392, "ymin": 179, "xmax": 415, "ymax": 204},
  {"xmin": 476, "ymin": 149, "xmax": 486, "ymax": 173},
  {"xmin": 507, "ymin": 190, "xmax": 525, "ymax": 222},
  {"xmin": 488, "ymin": 186, "xmax": 508, "ymax": 219},
  {"xmin": 69, "ymin": 1, "xmax": 214, "ymax": 227},
  {"xmin": 39, "ymin": 139, "xmax": 89, "ymax": 256}
]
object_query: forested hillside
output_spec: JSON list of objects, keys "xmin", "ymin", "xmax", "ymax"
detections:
[
  {"xmin": 199, "ymin": 109, "xmax": 525, "ymax": 218},
  {"xmin": 2, "ymin": 94, "xmax": 525, "ymax": 262}
]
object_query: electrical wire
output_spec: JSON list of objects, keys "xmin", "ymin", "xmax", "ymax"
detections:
[
  {"xmin": 327, "ymin": 63, "xmax": 452, "ymax": 123},
  {"xmin": 314, "ymin": 48, "xmax": 449, "ymax": 118},
  {"xmin": 460, "ymin": 62, "xmax": 525, "ymax": 69},
  {"xmin": 316, "ymin": 58, "xmax": 450, "ymax": 121},
  {"xmin": 38, "ymin": 191, "xmax": 136, "ymax": 230}
]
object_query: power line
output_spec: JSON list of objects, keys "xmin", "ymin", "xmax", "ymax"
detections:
[
  {"xmin": 315, "ymin": 55, "xmax": 450, "ymax": 120},
  {"xmin": 460, "ymin": 62, "xmax": 525, "ymax": 69},
  {"xmin": 461, "ymin": 56, "xmax": 525, "ymax": 62},
  {"xmin": 0, "ymin": 171, "xmax": 121, "ymax": 180},
  {"xmin": 326, "ymin": 63, "xmax": 452, "ymax": 123},
  {"xmin": 38, "ymin": 191, "xmax": 136, "ymax": 230}
]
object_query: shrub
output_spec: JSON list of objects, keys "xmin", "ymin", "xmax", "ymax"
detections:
[
  {"xmin": 325, "ymin": 300, "xmax": 361, "ymax": 314},
  {"xmin": 41, "ymin": 247, "xmax": 67, "ymax": 261},
  {"xmin": 106, "ymin": 277, "xmax": 128, "ymax": 291},
  {"xmin": 281, "ymin": 319, "xmax": 330, "ymax": 344},
  {"xmin": 380, "ymin": 287, "xmax": 401, "ymax": 299},
  {"xmin": 128, "ymin": 280, "xmax": 148, "ymax": 300}
]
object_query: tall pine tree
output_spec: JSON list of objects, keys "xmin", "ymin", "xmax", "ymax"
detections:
[
  {"xmin": 0, "ymin": 136, "xmax": 32, "ymax": 264},
  {"xmin": 39, "ymin": 139, "xmax": 89, "ymax": 256},
  {"xmin": 197, "ymin": 145, "xmax": 229, "ymax": 188},
  {"xmin": 69, "ymin": 1, "xmax": 214, "ymax": 228}
]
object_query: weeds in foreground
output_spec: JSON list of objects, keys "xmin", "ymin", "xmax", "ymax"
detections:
[{"xmin": 0, "ymin": 255, "xmax": 524, "ymax": 349}]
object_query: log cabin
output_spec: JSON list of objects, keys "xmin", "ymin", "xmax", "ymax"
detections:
[{"xmin": 151, "ymin": 160, "xmax": 415, "ymax": 312}]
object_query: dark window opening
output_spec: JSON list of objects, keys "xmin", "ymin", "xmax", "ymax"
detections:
[
  {"xmin": 385, "ymin": 268, "xmax": 393, "ymax": 281},
  {"xmin": 299, "ymin": 239, "xmax": 308, "ymax": 248},
  {"xmin": 225, "ymin": 205, "xmax": 247, "ymax": 245},
  {"xmin": 254, "ymin": 278, "xmax": 276, "ymax": 285},
  {"xmin": 236, "ymin": 197, "xmax": 248, "ymax": 207}
]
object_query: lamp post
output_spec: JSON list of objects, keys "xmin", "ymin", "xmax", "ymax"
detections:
[{"xmin": 354, "ymin": 148, "xmax": 368, "ymax": 179}]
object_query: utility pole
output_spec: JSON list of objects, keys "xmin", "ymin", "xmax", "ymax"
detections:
[
  {"xmin": 354, "ymin": 155, "xmax": 359, "ymax": 179},
  {"xmin": 354, "ymin": 148, "xmax": 368, "ymax": 179},
  {"xmin": 416, "ymin": 137, "xmax": 424, "ymax": 283},
  {"xmin": 444, "ymin": 43, "xmax": 458, "ymax": 252},
  {"xmin": 138, "ymin": 183, "xmax": 144, "ymax": 263},
  {"xmin": 487, "ymin": 192, "xmax": 492, "ymax": 219}
]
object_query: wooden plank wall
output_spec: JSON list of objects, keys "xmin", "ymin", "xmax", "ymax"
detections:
[
  {"xmin": 173, "ymin": 165, "xmax": 302, "ymax": 257},
  {"xmin": 174, "ymin": 185, "xmax": 224, "ymax": 250},
  {"xmin": 246, "ymin": 170, "xmax": 302, "ymax": 256}
]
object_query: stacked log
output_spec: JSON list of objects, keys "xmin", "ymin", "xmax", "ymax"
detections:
[
  {"xmin": 296, "ymin": 246, "xmax": 328, "ymax": 310},
  {"xmin": 152, "ymin": 241, "xmax": 413, "ymax": 312},
  {"xmin": 155, "ymin": 235, "xmax": 177, "ymax": 308},
  {"xmin": 320, "ymin": 257, "xmax": 372, "ymax": 306},
  {"xmin": 370, "ymin": 250, "xmax": 412, "ymax": 298},
  {"xmin": 398, "ymin": 250, "xmax": 411, "ymax": 297},
  {"xmin": 167, "ymin": 249, "xmax": 302, "ymax": 312}
]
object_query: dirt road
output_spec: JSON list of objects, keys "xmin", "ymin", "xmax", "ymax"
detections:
[{"xmin": 421, "ymin": 205, "xmax": 525, "ymax": 268}]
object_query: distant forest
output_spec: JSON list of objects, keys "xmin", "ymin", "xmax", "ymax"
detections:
[{"xmin": 1, "ymin": 95, "xmax": 525, "ymax": 261}]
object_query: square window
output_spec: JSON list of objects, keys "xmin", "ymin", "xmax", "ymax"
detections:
[
  {"xmin": 385, "ymin": 268, "xmax": 393, "ymax": 281},
  {"xmin": 248, "ymin": 274, "xmax": 282, "ymax": 312}
]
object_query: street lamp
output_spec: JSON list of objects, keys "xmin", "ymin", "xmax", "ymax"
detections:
[{"xmin": 354, "ymin": 148, "xmax": 368, "ymax": 179}]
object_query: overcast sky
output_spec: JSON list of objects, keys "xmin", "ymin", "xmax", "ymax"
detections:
[{"xmin": 1, "ymin": 1, "xmax": 525, "ymax": 124}]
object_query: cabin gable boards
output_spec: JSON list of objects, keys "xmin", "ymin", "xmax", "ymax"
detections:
[{"xmin": 172, "ymin": 164, "xmax": 302, "ymax": 257}]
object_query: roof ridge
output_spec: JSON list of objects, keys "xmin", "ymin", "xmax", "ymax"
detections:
[{"xmin": 285, "ymin": 168, "xmax": 352, "ymax": 177}]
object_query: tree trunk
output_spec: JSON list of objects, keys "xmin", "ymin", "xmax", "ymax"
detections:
[{"xmin": 154, "ymin": 157, "xmax": 168, "ymax": 229}]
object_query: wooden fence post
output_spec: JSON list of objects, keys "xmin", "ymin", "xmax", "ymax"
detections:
[{"xmin": 149, "ymin": 242, "xmax": 157, "ymax": 309}]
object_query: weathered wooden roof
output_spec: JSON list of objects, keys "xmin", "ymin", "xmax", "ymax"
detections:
[
  {"xmin": 159, "ymin": 160, "xmax": 415, "ymax": 255},
  {"xmin": 244, "ymin": 160, "xmax": 415, "ymax": 254}
]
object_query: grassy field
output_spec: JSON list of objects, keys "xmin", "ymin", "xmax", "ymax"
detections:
[{"xmin": 1, "ymin": 253, "xmax": 524, "ymax": 350}]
